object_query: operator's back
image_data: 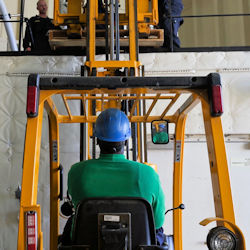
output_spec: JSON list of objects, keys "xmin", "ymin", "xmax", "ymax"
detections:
[{"xmin": 68, "ymin": 153, "xmax": 165, "ymax": 229}]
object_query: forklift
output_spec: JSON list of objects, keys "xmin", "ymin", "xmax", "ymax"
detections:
[{"xmin": 17, "ymin": 0, "xmax": 245, "ymax": 249}]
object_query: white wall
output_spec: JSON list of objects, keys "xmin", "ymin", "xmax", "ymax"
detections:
[
  {"xmin": 180, "ymin": 0, "xmax": 250, "ymax": 47},
  {"xmin": 149, "ymin": 140, "xmax": 250, "ymax": 249},
  {"xmin": 0, "ymin": 52, "xmax": 249, "ymax": 249}
]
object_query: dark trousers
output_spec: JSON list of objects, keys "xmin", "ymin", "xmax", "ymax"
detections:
[
  {"xmin": 158, "ymin": 0, "xmax": 184, "ymax": 50},
  {"xmin": 159, "ymin": 17, "xmax": 183, "ymax": 50}
]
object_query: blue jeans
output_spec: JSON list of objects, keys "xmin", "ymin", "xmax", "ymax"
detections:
[{"xmin": 156, "ymin": 227, "xmax": 166, "ymax": 246}]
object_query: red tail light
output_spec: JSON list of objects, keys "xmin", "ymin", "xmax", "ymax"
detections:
[
  {"xmin": 26, "ymin": 211, "xmax": 37, "ymax": 250},
  {"xmin": 211, "ymin": 85, "xmax": 223, "ymax": 116},
  {"xmin": 208, "ymin": 73, "xmax": 223, "ymax": 117},
  {"xmin": 27, "ymin": 74, "xmax": 40, "ymax": 117},
  {"xmin": 26, "ymin": 86, "xmax": 38, "ymax": 117}
]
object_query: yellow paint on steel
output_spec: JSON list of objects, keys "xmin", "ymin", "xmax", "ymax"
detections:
[
  {"xmin": 19, "ymin": 104, "xmax": 44, "ymax": 206},
  {"xmin": 85, "ymin": 60, "xmax": 141, "ymax": 70},
  {"xmin": 38, "ymin": 88, "xmax": 189, "ymax": 99},
  {"xmin": 53, "ymin": 0, "xmax": 59, "ymax": 25},
  {"xmin": 129, "ymin": 96, "xmax": 140, "ymax": 119},
  {"xmin": 100, "ymin": 94, "xmax": 105, "ymax": 111},
  {"xmin": 45, "ymin": 98, "xmax": 61, "ymax": 250},
  {"xmin": 128, "ymin": 0, "xmax": 138, "ymax": 64},
  {"xmin": 160, "ymin": 93, "xmax": 180, "ymax": 120},
  {"xmin": 173, "ymin": 114, "xmax": 186, "ymax": 250},
  {"xmin": 35, "ymin": 90, "xmax": 201, "ymax": 126},
  {"xmin": 88, "ymin": 0, "xmax": 96, "ymax": 62},
  {"xmin": 172, "ymin": 94, "xmax": 201, "ymax": 250},
  {"xmin": 137, "ymin": 23, "xmax": 150, "ymax": 34},
  {"xmin": 152, "ymin": 0, "xmax": 159, "ymax": 25},
  {"xmin": 202, "ymin": 99, "xmax": 236, "ymax": 224},
  {"xmin": 108, "ymin": 96, "xmax": 119, "ymax": 108},
  {"xmin": 56, "ymin": 114, "xmax": 175, "ymax": 123},
  {"xmin": 17, "ymin": 101, "xmax": 44, "ymax": 249},
  {"xmin": 62, "ymin": 94, "xmax": 73, "ymax": 120},
  {"xmin": 17, "ymin": 98, "xmax": 50, "ymax": 250},
  {"xmin": 68, "ymin": 0, "xmax": 82, "ymax": 14},
  {"xmin": 137, "ymin": 0, "xmax": 149, "ymax": 19},
  {"xmin": 125, "ymin": 0, "xmax": 158, "ymax": 25},
  {"xmin": 144, "ymin": 93, "xmax": 160, "ymax": 119},
  {"xmin": 53, "ymin": 0, "xmax": 158, "ymax": 29},
  {"xmin": 180, "ymin": 95, "xmax": 200, "ymax": 115},
  {"xmin": 136, "ymin": 99, "xmax": 142, "ymax": 162},
  {"xmin": 63, "ymin": 95, "xmax": 175, "ymax": 101},
  {"xmin": 81, "ymin": 94, "xmax": 87, "ymax": 116}
]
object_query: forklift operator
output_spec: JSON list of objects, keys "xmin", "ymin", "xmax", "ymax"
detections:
[{"xmin": 63, "ymin": 108, "xmax": 166, "ymax": 245}]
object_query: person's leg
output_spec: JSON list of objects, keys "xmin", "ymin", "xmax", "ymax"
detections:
[
  {"xmin": 159, "ymin": 17, "xmax": 179, "ymax": 50},
  {"xmin": 158, "ymin": 0, "xmax": 184, "ymax": 49},
  {"xmin": 156, "ymin": 227, "xmax": 165, "ymax": 246},
  {"xmin": 172, "ymin": 18, "xmax": 182, "ymax": 48},
  {"xmin": 162, "ymin": 19, "xmax": 172, "ymax": 50}
]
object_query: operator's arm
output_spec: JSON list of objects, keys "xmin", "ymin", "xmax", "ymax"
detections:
[
  {"xmin": 23, "ymin": 24, "xmax": 31, "ymax": 51},
  {"xmin": 140, "ymin": 164, "xmax": 165, "ymax": 229},
  {"xmin": 67, "ymin": 163, "xmax": 79, "ymax": 208},
  {"xmin": 23, "ymin": 18, "xmax": 34, "ymax": 51},
  {"xmin": 152, "ymin": 175, "xmax": 165, "ymax": 229}
]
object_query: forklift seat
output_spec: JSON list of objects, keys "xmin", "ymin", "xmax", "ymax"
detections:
[{"xmin": 59, "ymin": 197, "xmax": 168, "ymax": 250}]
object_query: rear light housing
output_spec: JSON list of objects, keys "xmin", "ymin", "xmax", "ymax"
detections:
[
  {"xmin": 206, "ymin": 226, "xmax": 238, "ymax": 250},
  {"xmin": 208, "ymin": 73, "xmax": 223, "ymax": 117},
  {"xmin": 25, "ymin": 211, "xmax": 38, "ymax": 250},
  {"xmin": 26, "ymin": 74, "xmax": 40, "ymax": 118}
]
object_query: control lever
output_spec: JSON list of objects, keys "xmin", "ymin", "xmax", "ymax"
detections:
[{"xmin": 165, "ymin": 203, "xmax": 185, "ymax": 215}]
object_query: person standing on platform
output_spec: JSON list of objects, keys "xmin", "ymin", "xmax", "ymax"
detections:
[
  {"xmin": 158, "ymin": 0, "xmax": 184, "ymax": 50},
  {"xmin": 23, "ymin": 0, "xmax": 56, "ymax": 51}
]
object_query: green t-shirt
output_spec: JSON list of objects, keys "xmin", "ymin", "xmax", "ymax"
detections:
[
  {"xmin": 153, "ymin": 132, "xmax": 169, "ymax": 143},
  {"xmin": 68, "ymin": 154, "xmax": 165, "ymax": 229}
]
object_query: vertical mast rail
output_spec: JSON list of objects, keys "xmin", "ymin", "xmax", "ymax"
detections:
[
  {"xmin": 115, "ymin": 0, "xmax": 120, "ymax": 60},
  {"xmin": 87, "ymin": 0, "xmax": 96, "ymax": 63},
  {"xmin": 110, "ymin": 0, "xmax": 115, "ymax": 60},
  {"xmin": 128, "ymin": 0, "xmax": 139, "ymax": 65}
]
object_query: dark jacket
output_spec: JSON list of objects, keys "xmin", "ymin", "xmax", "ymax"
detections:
[
  {"xmin": 158, "ymin": 0, "xmax": 183, "ymax": 16},
  {"xmin": 23, "ymin": 15, "xmax": 56, "ymax": 51}
]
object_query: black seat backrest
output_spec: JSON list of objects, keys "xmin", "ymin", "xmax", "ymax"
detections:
[{"xmin": 72, "ymin": 197, "xmax": 157, "ymax": 249}]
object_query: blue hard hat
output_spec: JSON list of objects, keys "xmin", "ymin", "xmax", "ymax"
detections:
[
  {"xmin": 159, "ymin": 123, "xmax": 165, "ymax": 128},
  {"xmin": 94, "ymin": 108, "xmax": 131, "ymax": 142}
]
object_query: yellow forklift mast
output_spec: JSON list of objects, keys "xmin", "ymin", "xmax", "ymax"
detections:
[
  {"xmin": 17, "ymin": 0, "xmax": 245, "ymax": 249},
  {"xmin": 53, "ymin": 0, "xmax": 159, "ymax": 35},
  {"xmin": 50, "ymin": 0, "xmax": 163, "ymax": 49}
]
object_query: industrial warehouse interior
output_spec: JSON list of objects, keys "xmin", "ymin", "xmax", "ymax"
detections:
[{"xmin": 0, "ymin": 0, "xmax": 249, "ymax": 250}]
